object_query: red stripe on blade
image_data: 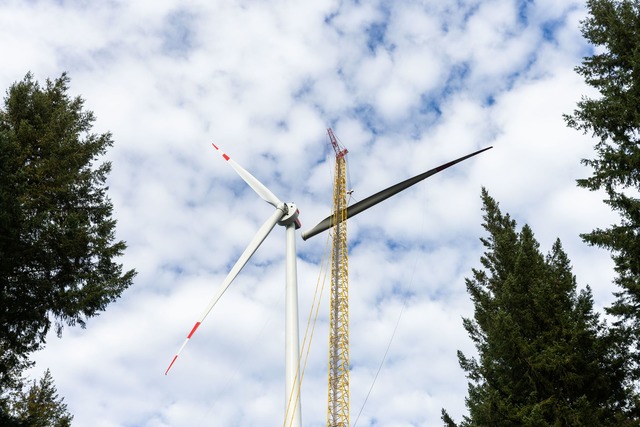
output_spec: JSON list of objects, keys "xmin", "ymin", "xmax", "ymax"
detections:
[{"xmin": 187, "ymin": 322, "xmax": 201, "ymax": 339}]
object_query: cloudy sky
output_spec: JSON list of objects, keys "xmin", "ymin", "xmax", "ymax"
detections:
[{"xmin": 0, "ymin": 0, "xmax": 619, "ymax": 426}]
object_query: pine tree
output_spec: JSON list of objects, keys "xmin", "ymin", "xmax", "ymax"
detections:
[
  {"xmin": 0, "ymin": 73, "xmax": 135, "ymax": 410},
  {"xmin": 564, "ymin": 0, "xmax": 640, "ymax": 371},
  {"xmin": 8, "ymin": 369, "xmax": 72, "ymax": 427},
  {"xmin": 0, "ymin": 353, "xmax": 29, "ymax": 427},
  {"xmin": 442, "ymin": 189, "xmax": 632, "ymax": 426}
]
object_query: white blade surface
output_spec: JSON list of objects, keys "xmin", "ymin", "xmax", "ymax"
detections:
[
  {"xmin": 212, "ymin": 143, "xmax": 282, "ymax": 208},
  {"xmin": 165, "ymin": 207, "xmax": 285, "ymax": 374}
]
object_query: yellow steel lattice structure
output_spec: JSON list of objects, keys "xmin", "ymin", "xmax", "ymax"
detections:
[{"xmin": 327, "ymin": 129, "xmax": 350, "ymax": 427}]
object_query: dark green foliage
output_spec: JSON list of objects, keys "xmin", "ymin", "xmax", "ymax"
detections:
[
  {"xmin": 0, "ymin": 73, "xmax": 135, "ymax": 413},
  {"xmin": 0, "ymin": 353, "xmax": 30, "ymax": 427},
  {"xmin": 442, "ymin": 189, "xmax": 633, "ymax": 426},
  {"xmin": 564, "ymin": 0, "xmax": 640, "ymax": 365},
  {"xmin": 3, "ymin": 369, "xmax": 73, "ymax": 427}
]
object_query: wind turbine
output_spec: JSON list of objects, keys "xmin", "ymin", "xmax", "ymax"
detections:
[{"xmin": 165, "ymin": 142, "xmax": 492, "ymax": 427}]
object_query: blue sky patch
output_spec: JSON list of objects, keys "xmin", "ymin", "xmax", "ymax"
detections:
[
  {"xmin": 161, "ymin": 9, "xmax": 197, "ymax": 58},
  {"xmin": 516, "ymin": 0, "xmax": 533, "ymax": 26},
  {"xmin": 352, "ymin": 103, "xmax": 385, "ymax": 135},
  {"xmin": 366, "ymin": 21, "xmax": 388, "ymax": 54},
  {"xmin": 541, "ymin": 17, "xmax": 565, "ymax": 42}
]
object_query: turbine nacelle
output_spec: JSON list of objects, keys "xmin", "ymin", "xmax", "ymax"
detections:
[{"xmin": 278, "ymin": 202, "xmax": 301, "ymax": 229}]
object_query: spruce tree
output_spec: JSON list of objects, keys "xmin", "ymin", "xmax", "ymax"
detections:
[
  {"xmin": 0, "ymin": 73, "xmax": 135, "ymax": 411},
  {"xmin": 442, "ymin": 189, "xmax": 632, "ymax": 426},
  {"xmin": 564, "ymin": 0, "xmax": 640, "ymax": 370},
  {"xmin": 8, "ymin": 369, "xmax": 72, "ymax": 427}
]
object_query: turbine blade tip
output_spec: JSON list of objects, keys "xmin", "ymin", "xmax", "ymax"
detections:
[
  {"xmin": 165, "ymin": 355, "xmax": 178, "ymax": 375},
  {"xmin": 211, "ymin": 143, "xmax": 230, "ymax": 161}
]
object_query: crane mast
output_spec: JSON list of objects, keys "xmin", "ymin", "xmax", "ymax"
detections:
[{"xmin": 327, "ymin": 128, "xmax": 350, "ymax": 427}]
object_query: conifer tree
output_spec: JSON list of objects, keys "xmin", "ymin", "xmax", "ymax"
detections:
[
  {"xmin": 564, "ymin": 0, "xmax": 640, "ymax": 370},
  {"xmin": 8, "ymin": 369, "xmax": 72, "ymax": 427},
  {"xmin": 442, "ymin": 189, "xmax": 632, "ymax": 426},
  {"xmin": 0, "ymin": 73, "xmax": 135, "ymax": 417}
]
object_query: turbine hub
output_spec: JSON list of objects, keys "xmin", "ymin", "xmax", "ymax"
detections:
[{"xmin": 278, "ymin": 202, "xmax": 301, "ymax": 229}]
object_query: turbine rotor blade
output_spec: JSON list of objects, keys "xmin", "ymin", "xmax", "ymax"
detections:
[
  {"xmin": 165, "ymin": 207, "xmax": 286, "ymax": 375},
  {"xmin": 301, "ymin": 146, "xmax": 493, "ymax": 240},
  {"xmin": 212, "ymin": 143, "xmax": 283, "ymax": 208}
]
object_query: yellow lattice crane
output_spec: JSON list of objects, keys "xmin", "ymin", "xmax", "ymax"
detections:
[
  {"xmin": 327, "ymin": 128, "xmax": 350, "ymax": 427},
  {"xmin": 300, "ymin": 132, "xmax": 491, "ymax": 426}
]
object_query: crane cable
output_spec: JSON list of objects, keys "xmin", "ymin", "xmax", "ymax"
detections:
[
  {"xmin": 352, "ymin": 302, "xmax": 406, "ymax": 427},
  {"xmin": 352, "ymin": 178, "xmax": 425, "ymax": 426}
]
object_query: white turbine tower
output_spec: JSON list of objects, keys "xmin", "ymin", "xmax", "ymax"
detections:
[{"xmin": 166, "ymin": 142, "xmax": 492, "ymax": 427}]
